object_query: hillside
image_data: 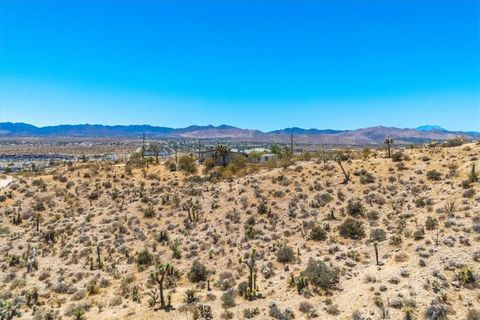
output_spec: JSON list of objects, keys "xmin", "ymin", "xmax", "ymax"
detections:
[{"xmin": 0, "ymin": 142, "xmax": 479, "ymax": 319}]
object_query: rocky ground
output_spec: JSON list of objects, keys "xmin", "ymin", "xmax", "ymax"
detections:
[{"xmin": 0, "ymin": 143, "xmax": 479, "ymax": 320}]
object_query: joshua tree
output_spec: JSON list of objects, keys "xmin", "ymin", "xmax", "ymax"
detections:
[
  {"xmin": 215, "ymin": 144, "xmax": 231, "ymax": 167},
  {"xmin": 96, "ymin": 244, "xmax": 102, "ymax": 269},
  {"xmin": 334, "ymin": 155, "xmax": 351, "ymax": 184},
  {"xmin": 469, "ymin": 164, "xmax": 478, "ymax": 183},
  {"xmin": 150, "ymin": 262, "xmax": 177, "ymax": 309},
  {"xmin": 242, "ymin": 248, "xmax": 258, "ymax": 300},
  {"xmin": 149, "ymin": 143, "xmax": 160, "ymax": 164},
  {"xmin": 384, "ymin": 137, "xmax": 394, "ymax": 158},
  {"xmin": 182, "ymin": 198, "xmax": 201, "ymax": 223}
]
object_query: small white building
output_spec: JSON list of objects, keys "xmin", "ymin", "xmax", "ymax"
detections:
[{"xmin": 260, "ymin": 153, "xmax": 278, "ymax": 162}]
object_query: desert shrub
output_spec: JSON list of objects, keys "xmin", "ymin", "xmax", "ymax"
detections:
[
  {"xmin": 301, "ymin": 258, "xmax": 338, "ymax": 290},
  {"xmin": 339, "ymin": 218, "xmax": 365, "ymax": 240},
  {"xmin": 269, "ymin": 302, "xmax": 295, "ymax": 320},
  {"xmin": 457, "ymin": 265, "xmax": 476, "ymax": 287},
  {"xmin": 298, "ymin": 301, "xmax": 314, "ymax": 314},
  {"xmin": 314, "ymin": 193, "xmax": 333, "ymax": 207},
  {"xmin": 276, "ymin": 245, "xmax": 295, "ymax": 264},
  {"xmin": 425, "ymin": 217, "xmax": 438, "ymax": 230},
  {"xmin": 309, "ymin": 225, "xmax": 327, "ymax": 241},
  {"xmin": 165, "ymin": 159, "xmax": 177, "ymax": 171},
  {"xmin": 443, "ymin": 138, "xmax": 464, "ymax": 148},
  {"xmin": 367, "ymin": 210, "xmax": 380, "ymax": 221},
  {"xmin": 358, "ymin": 170, "xmax": 375, "ymax": 184},
  {"xmin": 463, "ymin": 188, "xmax": 476, "ymax": 198},
  {"xmin": 203, "ymin": 158, "xmax": 216, "ymax": 172},
  {"xmin": 347, "ymin": 200, "xmax": 364, "ymax": 217},
  {"xmin": 243, "ymin": 307, "xmax": 260, "ymax": 318},
  {"xmin": 221, "ymin": 288, "xmax": 236, "ymax": 308},
  {"xmin": 426, "ymin": 170, "xmax": 442, "ymax": 181},
  {"xmin": 425, "ymin": 300, "xmax": 448, "ymax": 320},
  {"xmin": 467, "ymin": 309, "xmax": 480, "ymax": 320},
  {"xmin": 72, "ymin": 289, "xmax": 87, "ymax": 301},
  {"xmin": 136, "ymin": 249, "xmax": 153, "ymax": 268},
  {"xmin": 226, "ymin": 156, "xmax": 247, "ymax": 174},
  {"xmin": 217, "ymin": 272, "xmax": 236, "ymax": 291},
  {"xmin": 184, "ymin": 289, "xmax": 197, "ymax": 304},
  {"xmin": 391, "ymin": 152, "xmax": 404, "ymax": 162},
  {"xmin": 178, "ymin": 155, "xmax": 197, "ymax": 174},
  {"xmin": 370, "ymin": 228, "xmax": 387, "ymax": 242},
  {"xmin": 188, "ymin": 261, "xmax": 209, "ymax": 283},
  {"xmin": 142, "ymin": 206, "xmax": 155, "ymax": 218}
]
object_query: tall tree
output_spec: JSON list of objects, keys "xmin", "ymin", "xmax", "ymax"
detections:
[{"xmin": 215, "ymin": 144, "xmax": 231, "ymax": 167}]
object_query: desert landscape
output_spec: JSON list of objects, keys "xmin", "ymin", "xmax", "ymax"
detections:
[
  {"xmin": 1, "ymin": 1, "xmax": 479, "ymax": 319},
  {"xmin": 0, "ymin": 139, "xmax": 479, "ymax": 320}
]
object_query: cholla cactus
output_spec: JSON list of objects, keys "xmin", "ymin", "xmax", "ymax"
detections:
[
  {"xmin": 27, "ymin": 247, "xmax": 38, "ymax": 273},
  {"xmin": 290, "ymin": 274, "xmax": 309, "ymax": 294},
  {"xmin": 194, "ymin": 304, "xmax": 213, "ymax": 320}
]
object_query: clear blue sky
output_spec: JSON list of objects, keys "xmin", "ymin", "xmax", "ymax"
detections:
[{"xmin": 0, "ymin": 0, "xmax": 479, "ymax": 131}]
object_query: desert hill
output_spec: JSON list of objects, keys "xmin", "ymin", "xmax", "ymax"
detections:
[{"xmin": 0, "ymin": 142, "xmax": 479, "ymax": 319}]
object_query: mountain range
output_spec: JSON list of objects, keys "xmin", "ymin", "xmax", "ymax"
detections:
[{"xmin": 0, "ymin": 122, "xmax": 478, "ymax": 145}]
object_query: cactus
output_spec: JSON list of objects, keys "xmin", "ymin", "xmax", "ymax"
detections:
[{"xmin": 384, "ymin": 137, "xmax": 394, "ymax": 158}]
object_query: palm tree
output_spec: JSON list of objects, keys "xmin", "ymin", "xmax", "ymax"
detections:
[{"xmin": 215, "ymin": 144, "xmax": 231, "ymax": 167}]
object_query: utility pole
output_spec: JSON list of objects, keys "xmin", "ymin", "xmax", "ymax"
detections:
[
  {"xmin": 142, "ymin": 133, "xmax": 146, "ymax": 161},
  {"xmin": 197, "ymin": 139, "xmax": 201, "ymax": 160},
  {"xmin": 290, "ymin": 133, "xmax": 294, "ymax": 154}
]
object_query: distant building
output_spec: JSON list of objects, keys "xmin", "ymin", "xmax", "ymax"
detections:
[
  {"xmin": 243, "ymin": 148, "xmax": 277, "ymax": 163},
  {"xmin": 198, "ymin": 149, "xmax": 246, "ymax": 166},
  {"xmin": 259, "ymin": 153, "xmax": 278, "ymax": 162}
]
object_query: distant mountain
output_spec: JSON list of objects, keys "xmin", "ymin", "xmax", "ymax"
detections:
[
  {"xmin": 416, "ymin": 125, "xmax": 447, "ymax": 132},
  {"xmin": 268, "ymin": 127, "xmax": 345, "ymax": 135},
  {"xmin": 0, "ymin": 122, "xmax": 477, "ymax": 145}
]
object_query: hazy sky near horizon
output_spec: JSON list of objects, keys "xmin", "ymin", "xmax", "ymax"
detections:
[{"xmin": 0, "ymin": 0, "xmax": 479, "ymax": 131}]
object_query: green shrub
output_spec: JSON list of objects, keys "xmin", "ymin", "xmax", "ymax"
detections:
[
  {"xmin": 136, "ymin": 249, "xmax": 153, "ymax": 268},
  {"xmin": 339, "ymin": 218, "xmax": 365, "ymax": 240},
  {"xmin": 426, "ymin": 170, "xmax": 442, "ymax": 181},
  {"xmin": 178, "ymin": 155, "xmax": 197, "ymax": 174},
  {"xmin": 369, "ymin": 228, "xmax": 387, "ymax": 242},
  {"xmin": 188, "ymin": 261, "xmax": 209, "ymax": 283},
  {"xmin": 301, "ymin": 258, "xmax": 339, "ymax": 290},
  {"xmin": 347, "ymin": 200, "xmax": 364, "ymax": 217},
  {"xmin": 309, "ymin": 225, "xmax": 327, "ymax": 241},
  {"xmin": 276, "ymin": 245, "xmax": 295, "ymax": 264}
]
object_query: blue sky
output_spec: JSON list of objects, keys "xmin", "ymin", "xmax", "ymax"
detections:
[{"xmin": 0, "ymin": 0, "xmax": 479, "ymax": 131}]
